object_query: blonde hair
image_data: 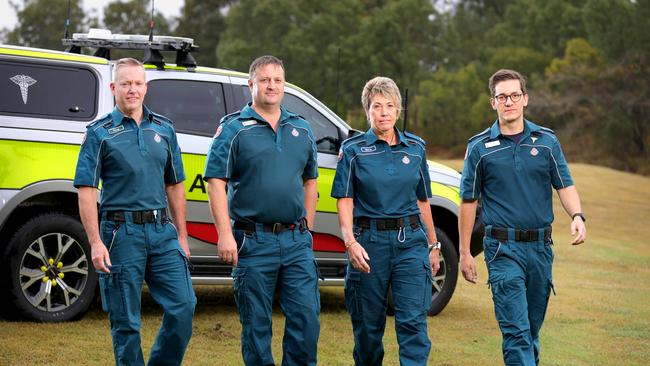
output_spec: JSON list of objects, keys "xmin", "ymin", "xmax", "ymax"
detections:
[
  {"xmin": 112, "ymin": 58, "xmax": 145, "ymax": 83},
  {"xmin": 361, "ymin": 76, "xmax": 402, "ymax": 119}
]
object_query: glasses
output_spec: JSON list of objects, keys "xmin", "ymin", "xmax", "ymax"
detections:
[{"xmin": 493, "ymin": 92, "xmax": 524, "ymax": 104}]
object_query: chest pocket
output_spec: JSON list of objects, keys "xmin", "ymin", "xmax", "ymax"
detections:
[
  {"xmin": 520, "ymin": 144, "xmax": 550, "ymax": 177},
  {"xmin": 237, "ymin": 127, "xmax": 275, "ymax": 159},
  {"xmin": 143, "ymin": 129, "xmax": 170, "ymax": 165}
]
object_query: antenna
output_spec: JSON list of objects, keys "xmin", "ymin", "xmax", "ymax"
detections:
[
  {"xmin": 148, "ymin": 0, "xmax": 155, "ymax": 42},
  {"xmin": 63, "ymin": 0, "xmax": 71, "ymax": 39},
  {"xmin": 403, "ymin": 88, "xmax": 409, "ymax": 131},
  {"xmin": 143, "ymin": 0, "xmax": 165, "ymax": 70}
]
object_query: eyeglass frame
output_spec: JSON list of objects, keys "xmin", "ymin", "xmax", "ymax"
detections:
[{"xmin": 492, "ymin": 92, "xmax": 526, "ymax": 104}]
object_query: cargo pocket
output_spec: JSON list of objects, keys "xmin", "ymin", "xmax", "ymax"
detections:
[
  {"xmin": 485, "ymin": 240, "xmax": 503, "ymax": 265},
  {"xmin": 232, "ymin": 266, "xmax": 250, "ymax": 324},
  {"xmin": 97, "ymin": 265, "xmax": 125, "ymax": 315},
  {"xmin": 345, "ymin": 269, "xmax": 362, "ymax": 320},
  {"xmin": 423, "ymin": 261, "xmax": 433, "ymax": 311},
  {"xmin": 177, "ymin": 249, "xmax": 194, "ymax": 298}
]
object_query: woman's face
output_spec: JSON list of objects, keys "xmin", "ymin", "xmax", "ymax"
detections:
[{"xmin": 368, "ymin": 94, "xmax": 399, "ymax": 134}]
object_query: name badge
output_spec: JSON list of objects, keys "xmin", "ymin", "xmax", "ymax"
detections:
[
  {"xmin": 242, "ymin": 120, "xmax": 257, "ymax": 126},
  {"xmin": 107, "ymin": 125, "xmax": 124, "ymax": 134},
  {"xmin": 485, "ymin": 140, "xmax": 500, "ymax": 148},
  {"xmin": 360, "ymin": 146, "xmax": 376, "ymax": 153}
]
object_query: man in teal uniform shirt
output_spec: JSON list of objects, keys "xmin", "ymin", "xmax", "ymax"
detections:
[
  {"xmin": 204, "ymin": 55, "xmax": 320, "ymax": 366},
  {"xmin": 75, "ymin": 58, "xmax": 195, "ymax": 366},
  {"xmin": 459, "ymin": 69, "xmax": 587, "ymax": 365}
]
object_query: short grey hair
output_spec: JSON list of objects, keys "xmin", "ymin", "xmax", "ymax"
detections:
[
  {"xmin": 361, "ymin": 76, "xmax": 402, "ymax": 118},
  {"xmin": 112, "ymin": 58, "xmax": 145, "ymax": 83},
  {"xmin": 249, "ymin": 55, "xmax": 284, "ymax": 80}
]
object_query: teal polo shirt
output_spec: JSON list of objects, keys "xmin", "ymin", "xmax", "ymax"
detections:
[
  {"xmin": 331, "ymin": 128, "xmax": 432, "ymax": 218},
  {"xmin": 74, "ymin": 105, "xmax": 185, "ymax": 212},
  {"xmin": 203, "ymin": 103, "xmax": 318, "ymax": 224},
  {"xmin": 460, "ymin": 119, "xmax": 574, "ymax": 229}
]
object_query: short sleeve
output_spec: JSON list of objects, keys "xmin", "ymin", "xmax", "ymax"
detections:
[
  {"xmin": 460, "ymin": 143, "xmax": 482, "ymax": 200},
  {"xmin": 416, "ymin": 149, "xmax": 432, "ymax": 199},
  {"xmin": 204, "ymin": 123, "xmax": 238, "ymax": 180},
  {"xmin": 549, "ymin": 138, "xmax": 574, "ymax": 189},
  {"xmin": 164, "ymin": 126, "xmax": 186, "ymax": 184},
  {"xmin": 330, "ymin": 146, "xmax": 355, "ymax": 198},
  {"xmin": 302, "ymin": 124, "xmax": 319, "ymax": 180},
  {"xmin": 73, "ymin": 128, "xmax": 102, "ymax": 188}
]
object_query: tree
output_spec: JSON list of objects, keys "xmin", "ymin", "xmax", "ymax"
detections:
[
  {"xmin": 5, "ymin": 0, "xmax": 86, "ymax": 50},
  {"xmin": 103, "ymin": 0, "xmax": 170, "ymax": 35},
  {"xmin": 175, "ymin": 0, "xmax": 232, "ymax": 67}
]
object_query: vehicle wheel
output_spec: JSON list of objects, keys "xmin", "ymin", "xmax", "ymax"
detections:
[
  {"xmin": 386, "ymin": 228, "xmax": 458, "ymax": 316},
  {"xmin": 4, "ymin": 213, "xmax": 97, "ymax": 322}
]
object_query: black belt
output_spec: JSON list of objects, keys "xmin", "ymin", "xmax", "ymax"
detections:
[
  {"xmin": 233, "ymin": 218, "xmax": 306, "ymax": 234},
  {"xmin": 105, "ymin": 208, "xmax": 167, "ymax": 224},
  {"xmin": 354, "ymin": 215, "xmax": 420, "ymax": 231},
  {"xmin": 488, "ymin": 226, "xmax": 551, "ymax": 242}
]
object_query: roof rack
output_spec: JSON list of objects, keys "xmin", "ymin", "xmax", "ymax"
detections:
[{"xmin": 62, "ymin": 28, "xmax": 199, "ymax": 70}]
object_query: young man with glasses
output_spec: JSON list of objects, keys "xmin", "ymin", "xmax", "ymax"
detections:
[{"xmin": 458, "ymin": 69, "xmax": 587, "ymax": 365}]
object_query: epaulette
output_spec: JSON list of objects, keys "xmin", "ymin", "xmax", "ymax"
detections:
[
  {"xmin": 150, "ymin": 111, "xmax": 174, "ymax": 126},
  {"xmin": 467, "ymin": 128, "xmax": 490, "ymax": 142},
  {"xmin": 404, "ymin": 131, "xmax": 425, "ymax": 144},
  {"xmin": 340, "ymin": 133, "xmax": 365, "ymax": 149},
  {"xmin": 539, "ymin": 126, "xmax": 555, "ymax": 134},
  {"xmin": 86, "ymin": 113, "xmax": 111, "ymax": 128},
  {"xmin": 219, "ymin": 111, "xmax": 241, "ymax": 125}
]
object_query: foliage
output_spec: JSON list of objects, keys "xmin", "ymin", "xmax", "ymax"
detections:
[
  {"xmin": 175, "ymin": 0, "xmax": 232, "ymax": 67},
  {"xmin": 5, "ymin": 0, "xmax": 87, "ymax": 51}
]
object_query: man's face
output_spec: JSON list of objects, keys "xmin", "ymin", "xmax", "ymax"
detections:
[
  {"xmin": 248, "ymin": 63, "xmax": 285, "ymax": 108},
  {"xmin": 110, "ymin": 65, "xmax": 147, "ymax": 115},
  {"xmin": 491, "ymin": 79, "xmax": 528, "ymax": 124}
]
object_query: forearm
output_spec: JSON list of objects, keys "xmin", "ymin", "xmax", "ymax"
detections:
[
  {"xmin": 78, "ymin": 187, "xmax": 101, "ymax": 245},
  {"xmin": 336, "ymin": 198, "xmax": 355, "ymax": 244},
  {"xmin": 165, "ymin": 182, "xmax": 188, "ymax": 239},
  {"xmin": 557, "ymin": 185, "xmax": 582, "ymax": 217},
  {"xmin": 459, "ymin": 199, "xmax": 478, "ymax": 256},
  {"xmin": 207, "ymin": 178, "xmax": 234, "ymax": 240},
  {"xmin": 303, "ymin": 178, "xmax": 318, "ymax": 230},
  {"xmin": 417, "ymin": 199, "xmax": 437, "ymax": 243}
]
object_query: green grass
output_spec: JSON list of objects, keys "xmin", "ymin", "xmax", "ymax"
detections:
[{"xmin": 2, "ymin": 162, "xmax": 649, "ymax": 365}]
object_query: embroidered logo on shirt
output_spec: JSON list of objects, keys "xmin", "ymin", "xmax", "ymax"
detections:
[
  {"xmin": 360, "ymin": 146, "xmax": 376, "ymax": 153},
  {"xmin": 337, "ymin": 149, "xmax": 343, "ymax": 161},
  {"xmin": 291, "ymin": 128, "xmax": 299, "ymax": 137},
  {"xmin": 485, "ymin": 140, "xmax": 500, "ymax": 148},
  {"xmin": 530, "ymin": 147, "xmax": 539, "ymax": 156},
  {"xmin": 107, "ymin": 125, "xmax": 124, "ymax": 134},
  {"xmin": 154, "ymin": 133, "xmax": 161, "ymax": 143},
  {"xmin": 214, "ymin": 125, "xmax": 223, "ymax": 138},
  {"xmin": 531, "ymin": 136, "xmax": 538, "ymax": 143},
  {"xmin": 402, "ymin": 156, "xmax": 410, "ymax": 164},
  {"xmin": 242, "ymin": 120, "xmax": 257, "ymax": 126},
  {"xmin": 81, "ymin": 132, "xmax": 87, "ymax": 145}
]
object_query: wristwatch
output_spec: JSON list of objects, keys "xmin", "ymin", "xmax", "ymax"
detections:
[
  {"xmin": 571, "ymin": 212, "xmax": 586, "ymax": 222},
  {"xmin": 428, "ymin": 242, "xmax": 441, "ymax": 252}
]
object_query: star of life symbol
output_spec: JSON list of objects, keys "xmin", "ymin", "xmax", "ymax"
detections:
[
  {"xmin": 402, "ymin": 156, "xmax": 410, "ymax": 164},
  {"xmin": 154, "ymin": 133, "xmax": 161, "ymax": 143},
  {"xmin": 291, "ymin": 128, "xmax": 299, "ymax": 137},
  {"xmin": 531, "ymin": 137, "xmax": 538, "ymax": 143},
  {"xmin": 530, "ymin": 147, "xmax": 539, "ymax": 156},
  {"xmin": 10, "ymin": 74, "xmax": 37, "ymax": 104}
]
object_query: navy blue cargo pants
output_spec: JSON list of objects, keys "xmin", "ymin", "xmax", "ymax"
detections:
[
  {"xmin": 484, "ymin": 226, "xmax": 555, "ymax": 366},
  {"xmin": 345, "ymin": 220, "xmax": 433, "ymax": 366},
  {"xmin": 231, "ymin": 223, "xmax": 321, "ymax": 366},
  {"xmin": 98, "ymin": 211, "xmax": 196, "ymax": 366}
]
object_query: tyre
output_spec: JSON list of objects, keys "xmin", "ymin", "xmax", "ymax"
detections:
[
  {"xmin": 5, "ymin": 213, "xmax": 97, "ymax": 322},
  {"xmin": 387, "ymin": 228, "xmax": 458, "ymax": 316}
]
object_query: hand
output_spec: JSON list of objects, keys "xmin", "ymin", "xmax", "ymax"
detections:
[
  {"xmin": 218, "ymin": 234, "xmax": 238, "ymax": 266},
  {"xmin": 570, "ymin": 218, "xmax": 587, "ymax": 245},
  {"xmin": 429, "ymin": 249, "xmax": 441, "ymax": 276},
  {"xmin": 347, "ymin": 242, "xmax": 371, "ymax": 274},
  {"xmin": 178, "ymin": 235, "xmax": 191, "ymax": 258},
  {"xmin": 91, "ymin": 241, "xmax": 111, "ymax": 273},
  {"xmin": 460, "ymin": 252, "xmax": 477, "ymax": 284}
]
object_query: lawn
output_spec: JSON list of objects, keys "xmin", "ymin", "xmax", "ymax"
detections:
[{"xmin": 1, "ymin": 162, "xmax": 649, "ymax": 365}]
